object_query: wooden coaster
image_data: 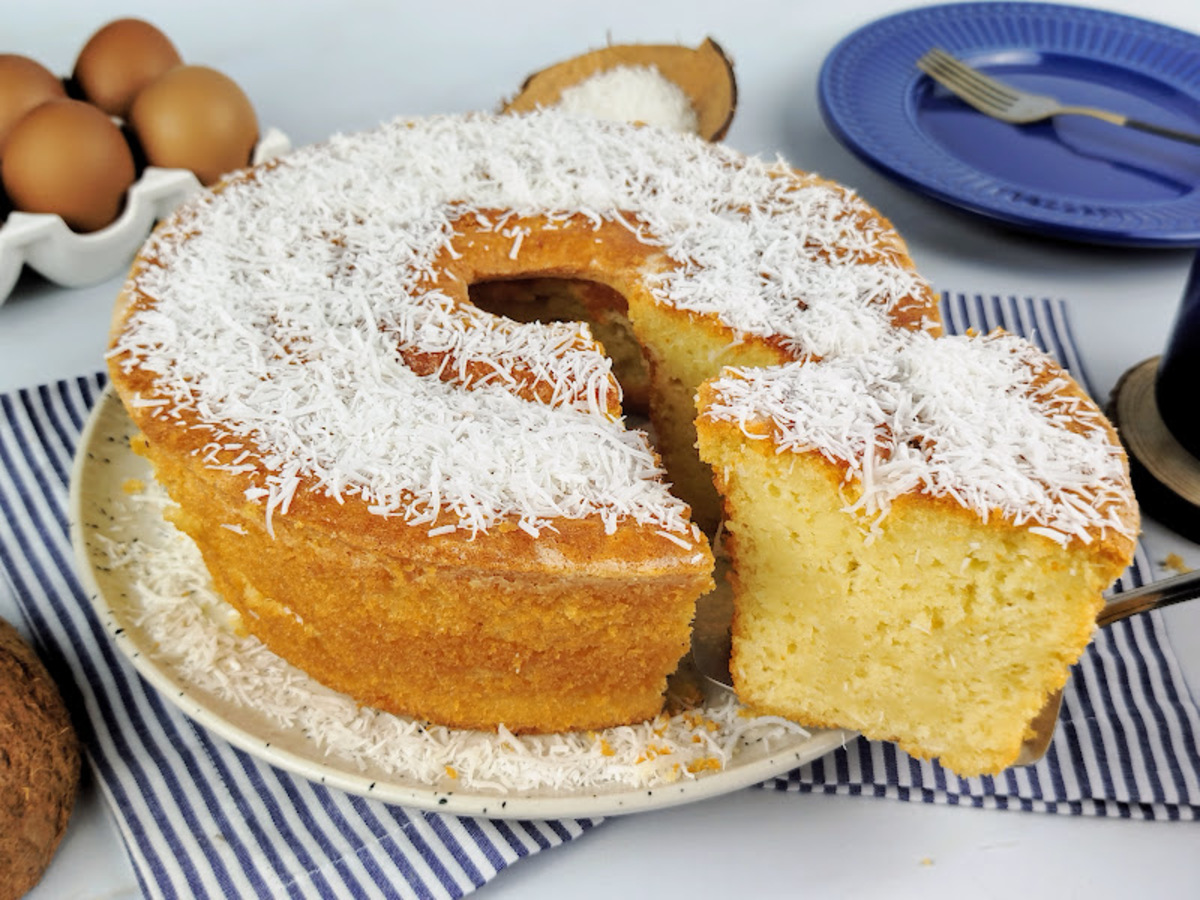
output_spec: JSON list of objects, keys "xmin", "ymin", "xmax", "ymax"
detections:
[{"xmin": 1110, "ymin": 356, "xmax": 1200, "ymax": 542}]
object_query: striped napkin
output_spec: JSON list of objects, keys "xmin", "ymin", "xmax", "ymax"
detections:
[{"xmin": 1, "ymin": 294, "xmax": 1197, "ymax": 899}]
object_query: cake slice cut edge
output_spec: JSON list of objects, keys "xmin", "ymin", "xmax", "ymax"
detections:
[{"xmin": 695, "ymin": 330, "xmax": 1139, "ymax": 775}]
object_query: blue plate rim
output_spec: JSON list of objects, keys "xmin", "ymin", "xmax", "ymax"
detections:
[{"xmin": 818, "ymin": 1, "xmax": 1200, "ymax": 247}]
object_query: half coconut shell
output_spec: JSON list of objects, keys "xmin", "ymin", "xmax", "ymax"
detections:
[{"xmin": 503, "ymin": 37, "xmax": 737, "ymax": 141}]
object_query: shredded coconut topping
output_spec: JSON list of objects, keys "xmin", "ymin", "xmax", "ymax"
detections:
[
  {"xmin": 554, "ymin": 64, "xmax": 701, "ymax": 134},
  {"xmin": 700, "ymin": 331, "xmax": 1135, "ymax": 546},
  {"xmin": 110, "ymin": 111, "xmax": 933, "ymax": 535}
]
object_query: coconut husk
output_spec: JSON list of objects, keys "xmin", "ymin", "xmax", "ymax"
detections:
[{"xmin": 0, "ymin": 618, "xmax": 80, "ymax": 900}]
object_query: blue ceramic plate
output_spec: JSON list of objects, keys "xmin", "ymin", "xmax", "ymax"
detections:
[{"xmin": 819, "ymin": 2, "xmax": 1200, "ymax": 246}]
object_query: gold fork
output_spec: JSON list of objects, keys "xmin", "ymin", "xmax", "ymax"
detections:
[{"xmin": 916, "ymin": 47, "xmax": 1200, "ymax": 147}]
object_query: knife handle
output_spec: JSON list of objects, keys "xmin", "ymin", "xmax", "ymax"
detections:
[{"xmin": 1120, "ymin": 115, "xmax": 1200, "ymax": 147}]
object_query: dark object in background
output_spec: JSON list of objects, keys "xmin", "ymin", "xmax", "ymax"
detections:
[{"xmin": 1111, "ymin": 251, "xmax": 1200, "ymax": 542}]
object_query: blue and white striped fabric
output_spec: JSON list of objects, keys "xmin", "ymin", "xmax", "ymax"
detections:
[
  {"xmin": 1, "ymin": 295, "xmax": 1197, "ymax": 899},
  {"xmin": 0, "ymin": 380, "xmax": 598, "ymax": 898},
  {"xmin": 765, "ymin": 293, "xmax": 1200, "ymax": 820}
]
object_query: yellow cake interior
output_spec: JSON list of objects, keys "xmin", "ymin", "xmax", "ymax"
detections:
[
  {"xmin": 708, "ymin": 436, "xmax": 1125, "ymax": 773},
  {"xmin": 696, "ymin": 333, "xmax": 1138, "ymax": 775}
]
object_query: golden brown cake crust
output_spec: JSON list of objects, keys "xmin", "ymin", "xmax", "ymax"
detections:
[
  {"xmin": 112, "ymin": 358, "xmax": 713, "ymax": 733},
  {"xmin": 107, "ymin": 111, "xmax": 941, "ymax": 735}
]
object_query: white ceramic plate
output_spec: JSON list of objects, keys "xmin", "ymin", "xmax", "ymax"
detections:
[{"xmin": 70, "ymin": 386, "xmax": 851, "ymax": 820}]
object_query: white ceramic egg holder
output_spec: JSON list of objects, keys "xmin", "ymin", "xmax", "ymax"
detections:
[{"xmin": 0, "ymin": 126, "xmax": 291, "ymax": 304}]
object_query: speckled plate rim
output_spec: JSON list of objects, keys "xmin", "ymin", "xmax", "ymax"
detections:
[
  {"xmin": 818, "ymin": 2, "xmax": 1200, "ymax": 246},
  {"xmin": 68, "ymin": 385, "xmax": 852, "ymax": 820}
]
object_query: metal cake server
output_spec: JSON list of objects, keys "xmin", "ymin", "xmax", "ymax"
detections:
[{"xmin": 692, "ymin": 567, "xmax": 1200, "ymax": 768}]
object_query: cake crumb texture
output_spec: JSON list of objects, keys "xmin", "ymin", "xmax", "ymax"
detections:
[{"xmin": 697, "ymin": 331, "xmax": 1137, "ymax": 774}]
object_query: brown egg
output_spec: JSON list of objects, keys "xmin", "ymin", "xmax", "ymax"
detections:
[
  {"xmin": 0, "ymin": 54, "xmax": 66, "ymax": 153},
  {"xmin": 130, "ymin": 65, "xmax": 258, "ymax": 186},
  {"xmin": 1, "ymin": 99, "xmax": 136, "ymax": 232},
  {"xmin": 73, "ymin": 18, "xmax": 182, "ymax": 118}
]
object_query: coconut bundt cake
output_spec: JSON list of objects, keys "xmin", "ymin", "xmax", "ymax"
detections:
[
  {"xmin": 696, "ymin": 329, "xmax": 1138, "ymax": 774},
  {"xmin": 106, "ymin": 110, "xmax": 939, "ymax": 734}
]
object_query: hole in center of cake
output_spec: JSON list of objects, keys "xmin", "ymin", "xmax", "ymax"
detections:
[{"xmin": 469, "ymin": 277, "xmax": 651, "ymax": 414}]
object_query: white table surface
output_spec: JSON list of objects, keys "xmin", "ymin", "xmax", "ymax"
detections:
[{"xmin": 4, "ymin": 1, "xmax": 1200, "ymax": 897}]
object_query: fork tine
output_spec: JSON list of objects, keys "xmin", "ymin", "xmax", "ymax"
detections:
[
  {"xmin": 919, "ymin": 60, "xmax": 1013, "ymax": 112},
  {"xmin": 916, "ymin": 57, "xmax": 1007, "ymax": 113},
  {"xmin": 919, "ymin": 48, "xmax": 1021, "ymax": 105},
  {"xmin": 938, "ymin": 63, "xmax": 1018, "ymax": 106},
  {"xmin": 918, "ymin": 54, "xmax": 1006, "ymax": 104}
]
